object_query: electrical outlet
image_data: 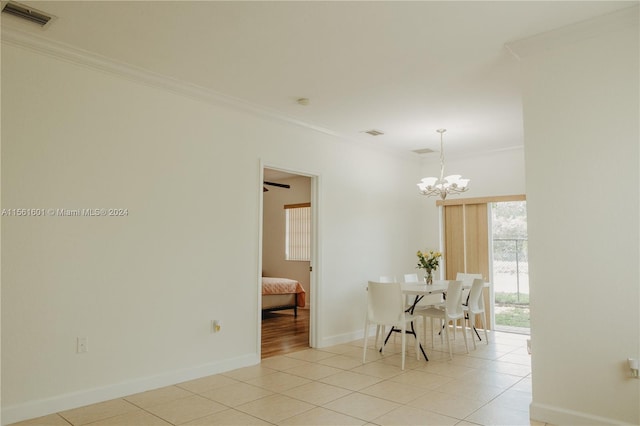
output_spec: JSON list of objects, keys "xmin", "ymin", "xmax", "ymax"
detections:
[{"xmin": 77, "ymin": 337, "xmax": 88, "ymax": 353}]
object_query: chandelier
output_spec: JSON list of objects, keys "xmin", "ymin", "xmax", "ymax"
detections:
[{"xmin": 417, "ymin": 129, "xmax": 470, "ymax": 200}]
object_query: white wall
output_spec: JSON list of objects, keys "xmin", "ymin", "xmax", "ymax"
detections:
[
  {"xmin": 0, "ymin": 43, "xmax": 427, "ymax": 423},
  {"xmin": 515, "ymin": 9, "xmax": 639, "ymax": 425},
  {"xmin": 262, "ymin": 174, "xmax": 311, "ymax": 300}
]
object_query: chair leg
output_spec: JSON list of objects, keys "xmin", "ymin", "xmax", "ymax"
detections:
[
  {"xmin": 377, "ymin": 325, "xmax": 387, "ymax": 351},
  {"xmin": 373, "ymin": 325, "xmax": 379, "ymax": 351},
  {"xmin": 363, "ymin": 320, "xmax": 369, "ymax": 364},
  {"xmin": 422, "ymin": 317, "xmax": 428, "ymax": 349},
  {"xmin": 415, "ymin": 326, "xmax": 420, "ymax": 361},
  {"xmin": 430, "ymin": 317, "xmax": 435, "ymax": 348},
  {"xmin": 444, "ymin": 319, "xmax": 452, "ymax": 359},
  {"xmin": 460, "ymin": 318, "xmax": 469, "ymax": 354},
  {"xmin": 401, "ymin": 324, "xmax": 406, "ymax": 370},
  {"xmin": 481, "ymin": 311, "xmax": 489, "ymax": 344}
]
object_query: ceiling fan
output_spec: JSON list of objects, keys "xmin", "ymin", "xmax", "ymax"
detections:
[{"xmin": 263, "ymin": 181, "xmax": 291, "ymax": 192}]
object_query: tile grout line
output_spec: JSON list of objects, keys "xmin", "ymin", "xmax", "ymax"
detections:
[{"xmin": 11, "ymin": 331, "xmax": 533, "ymax": 426}]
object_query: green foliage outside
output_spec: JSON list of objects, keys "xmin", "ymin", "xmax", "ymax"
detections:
[
  {"xmin": 492, "ymin": 201, "xmax": 530, "ymax": 330},
  {"xmin": 492, "ymin": 201, "xmax": 528, "ymax": 265},
  {"xmin": 494, "ymin": 292, "xmax": 530, "ymax": 328},
  {"xmin": 495, "ymin": 292, "xmax": 529, "ymax": 305},
  {"xmin": 491, "ymin": 201, "xmax": 528, "ymax": 240},
  {"xmin": 495, "ymin": 305, "xmax": 530, "ymax": 328}
]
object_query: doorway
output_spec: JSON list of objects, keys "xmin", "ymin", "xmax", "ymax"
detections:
[{"xmin": 260, "ymin": 167, "xmax": 314, "ymax": 358}]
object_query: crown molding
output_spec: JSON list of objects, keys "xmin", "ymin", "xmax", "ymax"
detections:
[
  {"xmin": 1, "ymin": 26, "xmax": 346, "ymax": 140},
  {"xmin": 505, "ymin": 5, "xmax": 639, "ymax": 60},
  {"xmin": 2, "ymin": 26, "xmax": 520, "ymax": 163},
  {"xmin": 2, "ymin": 27, "xmax": 427, "ymax": 162}
]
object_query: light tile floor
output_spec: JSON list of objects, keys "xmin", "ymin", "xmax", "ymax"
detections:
[{"xmin": 12, "ymin": 330, "xmax": 549, "ymax": 426}]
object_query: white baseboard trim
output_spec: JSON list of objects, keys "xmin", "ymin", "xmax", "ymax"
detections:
[
  {"xmin": 1, "ymin": 354, "xmax": 260, "ymax": 426},
  {"xmin": 530, "ymin": 401, "xmax": 635, "ymax": 426},
  {"xmin": 317, "ymin": 329, "xmax": 365, "ymax": 348},
  {"xmin": 316, "ymin": 326, "xmax": 392, "ymax": 349}
]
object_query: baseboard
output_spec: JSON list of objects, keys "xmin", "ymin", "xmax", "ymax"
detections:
[
  {"xmin": 318, "ymin": 329, "xmax": 365, "ymax": 348},
  {"xmin": 530, "ymin": 401, "xmax": 635, "ymax": 426},
  {"xmin": 1, "ymin": 353, "xmax": 260, "ymax": 426}
]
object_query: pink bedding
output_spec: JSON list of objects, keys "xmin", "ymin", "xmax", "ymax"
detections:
[{"xmin": 262, "ymin": 277, "xmax": 306, "ymax": 307}]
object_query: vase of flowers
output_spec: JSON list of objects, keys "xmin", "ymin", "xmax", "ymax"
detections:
[
  {"xmin": 425, "ymin": 270, "xmax": 433, "ymax": 285},
  {"xmin": 416, "ymin": 250, "xmax": 442, "ymax": 285}
]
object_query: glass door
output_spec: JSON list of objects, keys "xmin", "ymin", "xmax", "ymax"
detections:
[{"xmin": 491, "ymin": 201, "xmax": 530, "ymax": 334}]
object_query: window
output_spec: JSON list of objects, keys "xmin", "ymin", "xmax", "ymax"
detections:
[
  {"xmin": 491, "ymin": 200, "xmax": 529, "ymax": 332},
  {"xmin": 285, "ymin": 203, "xmax": 311, "ymax": 261},
  {"xmin": 438, "ymin": 194, "xmax": 527, "ymax": 333}
]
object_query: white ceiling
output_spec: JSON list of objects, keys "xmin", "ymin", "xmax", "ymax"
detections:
[{"xmin": 2, "ymin": 1, "xmax": 636, "ymax": 158}]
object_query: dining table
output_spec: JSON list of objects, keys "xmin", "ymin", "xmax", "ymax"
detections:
[{"xmin": 381, "ymin": 280, "xmax": 489, "ymax": 361}]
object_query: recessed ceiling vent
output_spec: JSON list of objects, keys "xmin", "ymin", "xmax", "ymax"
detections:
[
  {"xmin": 2, "ymin": 1, "xmax": 53, "ymax": 27},
  {"xmin": 364, "ymin": 129, "xmax": 384, "ymax": 136},
  {"xmin": 412, "ymin": 148, "xmax": 435, "ymax": 155}
]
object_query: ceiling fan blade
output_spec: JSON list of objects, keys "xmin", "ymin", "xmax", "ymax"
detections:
[{"xmin": 263, "ymin": 181, "xmax": 290, "ymax": 189}]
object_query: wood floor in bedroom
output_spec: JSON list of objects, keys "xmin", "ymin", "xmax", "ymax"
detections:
[{"xmin": 262, "ymin": 308, "xmax": 310, "ymax": 359}]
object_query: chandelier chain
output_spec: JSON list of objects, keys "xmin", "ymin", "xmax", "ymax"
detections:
[{"xmin": 438, "ymin": 129, "xmax": 446, "ymax": 182}]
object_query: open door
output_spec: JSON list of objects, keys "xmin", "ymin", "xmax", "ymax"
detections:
[{"xmin": 260, "ymin": 167, "xmax": 315, "ymax": 358}]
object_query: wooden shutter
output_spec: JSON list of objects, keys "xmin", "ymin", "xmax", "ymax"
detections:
[
  {"xmin": 464, "ymin": 204, "xmax": 489, "ymax": 280},
  {"xmin": 444, "ymin": 205, "xmax": 465, "ymax": 280},
  {"xmin": 443, "ymin": 203, "xmax": 489, "ymax": 281},
  {"xmin": 443, "ymin": 203, "xmax": 490, "ymax": 330}
]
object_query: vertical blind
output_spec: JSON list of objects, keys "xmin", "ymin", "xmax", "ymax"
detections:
[
  {"xmin": 285, "ymin": 203, "xmax": 311, "ymax": 261},
  {"xmin": 443, "ymin": 202, "xmax": 490, "ymax": 330},
  {"xmin": 438, "ymin": 194, "xmax": 525, "ymax": 330}
]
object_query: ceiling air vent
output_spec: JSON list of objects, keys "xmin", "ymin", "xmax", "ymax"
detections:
[
  {"xmin": 363, "ymin": 129, "xmax": 384, "ymax": 136},
  {"xmin": 2, "ymin": 1, "xmax": 53, "ymax": 27},
  {"xmin": 412, "ymin": 148, "xmax": 435, "ymax": 155}
]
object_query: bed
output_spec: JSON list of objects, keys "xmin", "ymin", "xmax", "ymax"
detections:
[{"xmin": 262, "ymin": 277, "xmax": 306, "ymax": 317}]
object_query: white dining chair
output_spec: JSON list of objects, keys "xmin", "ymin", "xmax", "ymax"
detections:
[
  {"xmin": 416, "ymin": 280, "xmax": 468, "ymax": 359},
  {"xmin": 363, "ymin": 281, "xmax": 420, "ymax": 370},
  {"xmin": 455, "ymin": 272, "xmax": 483, "ymax": 339},
  {"xmin": 403, "ymin": 273, "xmax": 418, "ymax": 283},
  {"xmin": 456, "ymin": 272, "xmax": 483, "ymax": 302},
  {"xmin": 404, "ymin": 273, "xmax": 443, "ymax": 311},
  {"xmin": 464, "ymin": 278, "xmax": 489, "ymax": 348},
  {"xmin": 377, "ymin": 276, "xmax": 396, "ymax": 343},
  {"xmin": 402, "ymin": 273, "xmax": 419, "ymax": 309},
  {"xmin": 405, "ymin": 272, "xmax": 444, "ymax": 350},
  {"xmin": 401, "ymin": 273, "xmax": 442, "ymax": 347}
]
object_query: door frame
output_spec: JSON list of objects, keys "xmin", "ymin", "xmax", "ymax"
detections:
[{"xmin": 257, "ymin": 161, "xmax": 320, "ymax": 354}]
